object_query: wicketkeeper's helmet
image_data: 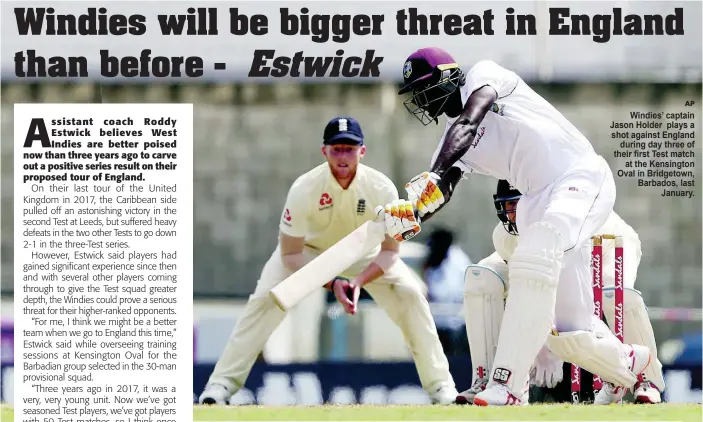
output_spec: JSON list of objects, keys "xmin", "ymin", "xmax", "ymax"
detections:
[{"xmin": 493, "ymin": 180, "xmax": 522, "ymax": 235}]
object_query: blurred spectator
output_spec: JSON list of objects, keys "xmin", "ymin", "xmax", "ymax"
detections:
[{"xmin": 423, "ymin": 228, "xmax": 472, "ymax": 356}]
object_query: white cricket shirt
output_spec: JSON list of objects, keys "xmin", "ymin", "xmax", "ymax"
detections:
[
  {"xmin": 431, "ymin": 60, "xmax": 598, "ymax": 194},
  {"xmin": 279, "ymin": 163, "xmax": 399, "ymax": 253}
]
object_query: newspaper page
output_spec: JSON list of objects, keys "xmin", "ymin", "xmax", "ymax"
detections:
[{"xmin": 1, "ymin": 1, "xmax": 701, "ymax": 421}]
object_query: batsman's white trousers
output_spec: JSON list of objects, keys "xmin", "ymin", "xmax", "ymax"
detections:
[
  {"xmin": 205, "ymin": 244, "xmax": 455, "ymax": 395},
  {"xmin": 515, "ymin": 154, "xmax": 617, "ymax": 332}
]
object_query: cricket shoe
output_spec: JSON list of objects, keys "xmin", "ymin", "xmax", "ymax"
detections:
[
  {"xmin": 473, "ymin": 384, "xmax": 525, "ymax": 406},
  {"xmin": 634, "ymin": 380, "xmax": 662, "ymax": 404},
  {"xmin": 594, "ymin": 344, "xmax": 652, "ymax": 405},
  {"xmin": 430, "ymin": 385, "xmax": 459, "ymax": 405},
  {"xmin": 455, "ymin": 378, "xmax": 487, "ymax": 404},
  {"xmin": 199, "ymin": 383, "xmax": 232, "ymax": 405}
]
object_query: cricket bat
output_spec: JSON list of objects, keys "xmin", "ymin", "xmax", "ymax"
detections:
[
  {"xmin": 269, "ymin": 208, "xmax": 387, "ymax": 311},
  {"xmin": 270, "ymin": 206, "xmax": 420, "ymax": 311}
]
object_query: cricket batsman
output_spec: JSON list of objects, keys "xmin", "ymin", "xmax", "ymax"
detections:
[
  {"xmin": 456, "ymin": 180, "xmax": 664, "ymax": 405},
  {"xmin": 199, "ymin": 116, "xmax": 458, "ymax": 405},
  {"xmin": 377, "ymin": 47, "xmax": 652, "ymax": 406}
]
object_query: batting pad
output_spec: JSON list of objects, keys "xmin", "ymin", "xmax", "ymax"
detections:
[
  {"xmin": 491, "ymin": 222, "xmax": 563, "ymax": 393},
  {"xmin": 603, "ymin": 287, "xmax": 665, "ymax": 391},
  {"xmin": 546, "ymin": 322, "xmax": 638, "ymax": 388},
  {"xmin": 463, "ymin": 265, "xmax": 506, "ymax": 381}
]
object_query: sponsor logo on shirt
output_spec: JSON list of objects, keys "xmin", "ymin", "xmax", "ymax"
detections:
[
  {"xmin": 282, "ymin": 208, "xmax": 292, "ymax": 227},
  {"xmin": 471, "ymin": 126, "xmax": 486, "ymax": 148},
  {"xmin": 319, "ymin": 193, "xmax": 333, "ymax": 210}
]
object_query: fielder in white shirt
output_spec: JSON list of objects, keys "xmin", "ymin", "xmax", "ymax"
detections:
[
  {"xmin": 198, "ymin": 116, "xmax": 458, "ymax": 405},
  {"xmin": 378, "ymin": 47, "xmax": 653, "ymax": 406},
  {"xmin": 456, "ymin": 180, "xmax": 664, "ymax": 405}
]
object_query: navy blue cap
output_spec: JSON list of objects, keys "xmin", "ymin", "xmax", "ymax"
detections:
[{"xmin": 323, "ymin": 116, "xmax": 364, "ymax": 146}]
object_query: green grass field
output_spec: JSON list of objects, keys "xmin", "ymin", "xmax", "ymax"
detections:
[
  {"xmin": 191, "ymin": 404, "xmax": 701, "ymax": 421},
  {"xmin": 3, "ymin": 403, "xmax": 701, "ymax": 421}
]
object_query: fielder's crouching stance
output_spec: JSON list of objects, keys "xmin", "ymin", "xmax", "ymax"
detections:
[
  {"xmin": 199, "ymin": 117, "xmax": 457, "ymax": 405},
  {"xmin": 457, "ymin": 181, "xmax": 664, "ymax": 405},
  {"xmin": 384, "ymin": 47, "xmax": 653, "ymax": 406}
]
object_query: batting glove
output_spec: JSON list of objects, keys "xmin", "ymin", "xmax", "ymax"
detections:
[
  {"xmin": 376, "ymin": 200, "xmax": 421, "ymax": 242},
  {"xmin": 404, "ymin": 171, "xmax": 445, "ymax": 218}
]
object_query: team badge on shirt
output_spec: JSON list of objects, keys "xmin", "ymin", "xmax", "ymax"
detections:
[
  {"xmin": 356, "ymin": 199, "xmax": 366, "ymax": 215},
  {"xmin": 491, "ymin": 103, "xmax": 505, "ymax": 116}
]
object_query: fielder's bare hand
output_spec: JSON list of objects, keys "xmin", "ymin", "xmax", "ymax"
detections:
[
  {"xmin": 530, "ymin": 344, "xmax": 564, "ymax": 389},
  {"xmin": 405, "ymin": 171, "xmax": 445, "ymax": 218},
  {"xmin": 331, "ymin": 276, "xmax": 361, "ymax": 315},
  {"xmin": 377, "ymin": 200, "xmax": 421, "ymax": 242}
]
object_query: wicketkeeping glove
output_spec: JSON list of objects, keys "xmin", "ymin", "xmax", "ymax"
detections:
[
  {"xmin": 530, "ymin": 344, "xmax": 564, "ymax": 389},
  {"xmin": 404, "ymin": 171, "xmax": 445, "ymax": 218}
]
